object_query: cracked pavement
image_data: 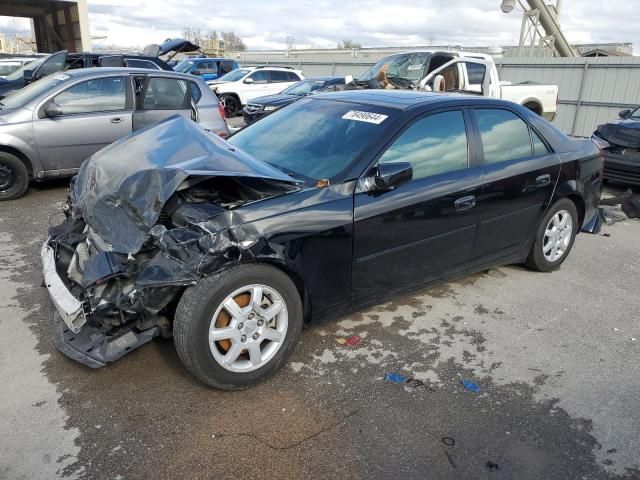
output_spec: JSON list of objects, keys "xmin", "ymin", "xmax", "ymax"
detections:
[{"xmin": 0, "ymin": 178, "xmax": 639, "ymax": 480}]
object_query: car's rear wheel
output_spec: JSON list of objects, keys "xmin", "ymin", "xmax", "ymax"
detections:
[
  {"xmin": 221, "ymin": 95, "xmax": 240, "ymax": 117},
  {"xmin": 173, "ymin": 264, "xmax": 303, "ymax": 390},
  {"xmin": 525, "ymin": 198, "xmax": 578, "ymax": 272},
  {"xmin": 0, "ymin": 152, "xmax": 29, "ymax": 201}
]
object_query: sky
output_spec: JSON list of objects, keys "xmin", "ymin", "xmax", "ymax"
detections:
[{"xmin": 0, "ymin": 0, "xmax": 637, "ymax": 52}]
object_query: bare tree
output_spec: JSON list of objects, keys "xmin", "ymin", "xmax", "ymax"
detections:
[{"xmin": 337, "ymin": 39, "xmax": 362, "ymax": 49}]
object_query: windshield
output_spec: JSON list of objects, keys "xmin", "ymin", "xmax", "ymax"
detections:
[
  {"xmin": 282, "ymin": 79, "xmax": 328, "ymax": 96},
  {"xmin": 228, "ymin": 98, "xmax": 393, "ymax": 184},
  {"xmin": 5, "ymin": 57, "xmax": 45, "ymax": 81},
  {"xmin": 174, "ymin": 60, "xmax": 196, "ymax": 73},
  {"xmin": 1, "ymin": 72, "xmax": 70, "ymax": 109},
  {"xmin": 0, "ymin": 63, "xmax": 22, "ymax": 76},
  {"xmin": 358, "ymin": 52, "xmax": 433, "ymax": 83},
  {"xmin": 217, "ymin": 69, "xmax": 249, "ymax": 82}
]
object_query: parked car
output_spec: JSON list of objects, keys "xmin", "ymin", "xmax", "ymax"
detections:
[
  {"xmin": 345, "ymin": 50, "xmax": 559, "ymax": 121},
  {"xmin": 208, "ymin": 66, "xmax": 305, "ymax": 117},
  {"xmin": 0, "ymin": 67, "xmax": 228, "ymax": 200},
  {"xmin": 42, "ymin": 90, "xmax": 602, "ymax": 389},
  {"xmin": 592, "ymin": 106, "xmax": 640, "ymax": 186},
  {"xmin": 0, "ymin": 51, "xmax": 175, "ymax": 99},
  {"xmin": 174, "ymin": 57, "xmax": 238, "ymax": 81},
  {"xmin": 0, "ymin": 56, "xmax": 44, "ymax": 77},
  {"xmin": 243, "ymin": 76, "xmax": 346, "ymax": 124}
]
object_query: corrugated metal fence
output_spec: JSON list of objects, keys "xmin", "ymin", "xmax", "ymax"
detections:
[{"xmin": 238, "ymin": 54, "xmax": 640, "ymax": 137}]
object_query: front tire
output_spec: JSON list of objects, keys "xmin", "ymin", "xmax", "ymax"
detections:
[
  {"xmin": 174, "ymin": 264, "xmax": 303, "ymax": 390},
  {"xmin": 0, "ymin": 152, "xmax": 29, "ymax": 201},
  {"xmin": 525, "ymin": 198, "xmax": 578, "ymax": 272}
]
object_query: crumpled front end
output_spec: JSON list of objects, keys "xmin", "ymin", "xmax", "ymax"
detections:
[{"xmin": 42, "ymin": 115, "xmax": 298, "ymax": 368}]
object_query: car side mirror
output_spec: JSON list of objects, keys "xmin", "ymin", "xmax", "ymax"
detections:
[
  {"xmin": 244, "ymin": 77, "xmax": 254, "ymax": 84},
  {"xmin": 44, "ymin": 101, "xmax": 63, "ymax": 117},
  {"xmin": 191, "ymin": 69, "xmax": 201, "ymax": 76},
  {"xmin": 374, "ymin": 162, "xmax": 413, "ymax": 190},
  {"xmin": 23, "ymin": 69, "xmax": 34, "ymax": 83},
  {"xmin": 619, "ymin": 109, "xmax": 631, "ymax": 119}
]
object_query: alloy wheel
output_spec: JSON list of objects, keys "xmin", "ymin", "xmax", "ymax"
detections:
[
  {"xmin": 208, "ymin": 284, "xmax": 288, "ymax": 373},
  {"xmin": 542, "ymin": 209, "xmax": 573, "ymax": 262}
]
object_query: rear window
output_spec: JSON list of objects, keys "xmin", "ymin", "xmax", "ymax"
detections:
[{"xmin": 229, "ymin": 98, "xmax": 394, "ymax": 184}]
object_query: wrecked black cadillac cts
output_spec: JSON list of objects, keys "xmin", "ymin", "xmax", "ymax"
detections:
[{"xmin": 43, "ymin": 90, "xmax": 602, "ymax": 389}]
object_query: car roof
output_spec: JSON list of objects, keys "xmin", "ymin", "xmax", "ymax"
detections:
[
  {"xmin": 56, "ymin": 67, "xmax": 203, "ymax": 80},
  {"xmin": 310, "ymin": 89, "xmax": 514, "ymax": 110}
]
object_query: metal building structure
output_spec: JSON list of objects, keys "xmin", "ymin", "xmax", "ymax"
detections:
[{"xmin": 0, "ymin": 0, "xmax": 90, "ymax": 53}]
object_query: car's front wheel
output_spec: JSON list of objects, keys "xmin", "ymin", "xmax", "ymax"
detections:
[
  {"xmin": 174, "ymin": 264, "xmax": 303, "ymax": 389},
  {"xmin": 525, "ymin": 198, "xmax": 578, "ymax": 272},
  {"xmin": 0, "ymin": 152, "xmax": 29, "ymax": 201},
  {"xmin": 220, "ymin": 94, "xmax": 240, "ymax": 117}
]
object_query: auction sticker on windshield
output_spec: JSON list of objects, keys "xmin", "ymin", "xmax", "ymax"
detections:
[{"xmin": 342, "ymin": 110, "xmax": 388, "ymax": 124}]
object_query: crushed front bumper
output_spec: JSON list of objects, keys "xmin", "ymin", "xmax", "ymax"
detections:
[
  {"xmin": 42, "ymin": 240, "xmax": 159, "ymax": 368},
  {"xmin": 41, "ymin": 241, "xmax": 86, "ymax": 333}
]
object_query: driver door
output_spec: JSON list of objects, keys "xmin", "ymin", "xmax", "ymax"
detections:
[
  {"xmin": 240, "ymin": 70, "xmax": 270, "ymax": 103},
  {"xmin": 32, "ymin": 51, "xmax": 67, "ymax": 81},
  {"xmin": 418, "ymin": 58, "xmax": 491, "ymax": 95},
  {"xmin": 351, "ymin": 109, "xmax": 483, "ymax": 299}
]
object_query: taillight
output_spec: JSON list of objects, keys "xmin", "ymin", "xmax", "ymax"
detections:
[{"xmin": 218, "ymin": 103, "xmax": 225, "ymax": 119}]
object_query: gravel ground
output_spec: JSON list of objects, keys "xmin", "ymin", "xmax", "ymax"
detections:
[{"xmin": 0, "ymin": 171, "xmax": 639, "ymax": 479}]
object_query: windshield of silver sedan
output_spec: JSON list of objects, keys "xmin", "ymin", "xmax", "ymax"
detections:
[{"xmin": 228, "ymin": 98, "xmax": 394, "ymax": 184}]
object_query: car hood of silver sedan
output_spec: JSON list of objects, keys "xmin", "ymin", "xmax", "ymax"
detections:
[{"xmin": 71, "ymin": 115, "xmax": 298, "ymax": 254}]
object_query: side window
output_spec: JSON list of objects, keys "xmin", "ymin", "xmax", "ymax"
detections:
[
  {"xmin": 53, "ymin": 76, "xmax": 128, "ymax": 114},
  {"xmin": 378, "ymin": 110, "xmax": 468, "ymax": 180},
  {"xmin": 219, "ymin": 61, "xmax": 233, "ymax": 75},
  {"xmin": 190, "ymin": 81, "xmax": 202, "ymax": 103},
  {"xmin": 247, "ymin": 70, "xmax": 268, "ymax": 84},
  {"xmin": 531, "ymin": 129, "xmax": 550, "ymax": 156},
  {"xmin": 37, "ymin": 53, "xmax": 66, "ymax": 78},
  {"xmin": 126, "ymin": 59, "xmax": 160, "ymax": 70},
  {"xmin": 466, "ymin": 63, "xmax": 487, "ymax": 85},
  {"xmin": 270, "ymin": 71, "xmax": 289, "ymax": 83},
  {"xmin": 198, "ymin": 62, "xmax": 215, "ymax": 74},
  {"xmin": 475, "ymin": 109, "xmax": 533, "ymax": 164},
  {"xmin": 142, "ymin": 77, "xmax": 190, "ymax": 110},
  {"xmin": 287, "ymin": 71, "xmax": 301, "ymax": 81}
]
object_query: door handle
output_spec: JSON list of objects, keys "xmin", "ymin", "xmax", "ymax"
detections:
[
  {"xmin": 535, "ymin": 174, "xmax": 551, "ymax": 187},
  {"xmin": 110, "ymin": 117, "xmax": 123, "ymax": 124},
  {"xmin": 454, "ymin": 195, "xmax": 476, "ymax": 211}
]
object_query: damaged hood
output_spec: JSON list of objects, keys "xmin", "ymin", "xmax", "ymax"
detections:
[
  {"xmin": 72, "ymin": 115, "xmax": 297, "ymax": 254},
  {"xmin": 596, "ymin": 119, "xmax": 640, "ymax": 148}
]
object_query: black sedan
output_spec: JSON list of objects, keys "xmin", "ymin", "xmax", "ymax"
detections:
[
  {"xmin": 593, "ymin": 106, "xmax": 640, "ymax": 186},
  {"xmin": 242, "ymin": 76, "xmax": 345, "ymax": 124},
  {"xmin": 43, "ymin": 91, "xmax": 602, "ymax": 389}
]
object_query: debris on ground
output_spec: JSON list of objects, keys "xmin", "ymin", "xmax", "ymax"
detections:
[
  {"xmin": 461, "ymin": 380, "xmax": 481, "ymax": 393},
  {"xmin": 336, "ymin": 335, "xmax": 363, "ymax": 347},
  {"xmin": 442, "ymin": 437, "xmax": 455, "ymax": 447},
  {"xmin": 385, "ymin": 372, "xmax": 408, "ymax": 384}
]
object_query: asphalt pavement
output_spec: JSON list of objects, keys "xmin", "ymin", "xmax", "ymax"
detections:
[{"xmin": 1, "ymin": 173, "xmax": 639, "ymax": 480}]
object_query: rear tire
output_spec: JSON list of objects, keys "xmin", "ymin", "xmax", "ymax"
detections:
[
  {"xmin": 174, "ymin": 263, "xmax": 303, "ymax": 390},
  {"xmin": 0, "ymin": 152, "xmax": 29, "ymax": 201},
  {"xmin": 221, "ymin": 94, "xmax": 240, "ymax": 117},
  {"xmin": 525, "ymin": 198, "xmax": 578, "ymax": 272}
]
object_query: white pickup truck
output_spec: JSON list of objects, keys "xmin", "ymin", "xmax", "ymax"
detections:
[{"xmin": 353, "ymin": 50, "xmax": 558, "ymax": 121}]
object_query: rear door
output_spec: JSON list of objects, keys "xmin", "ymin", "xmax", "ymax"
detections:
[
  {"xmin": 132, "ymin": 75, "xmax": 194, "ymax": 130},
  {"xmin": 33, "ymin": 75, "xmax": 133, "ymax": 171},
  {"xmin": 352, "ymin": 108, "xmax": 484, "ymax": 299},
  {"xmin": 470, "ymin": 107, "xmax": 560, "ymax": 266},
  {"xmin": 267, "ymin": 70, "xmax": 296, "ymax": 95}
]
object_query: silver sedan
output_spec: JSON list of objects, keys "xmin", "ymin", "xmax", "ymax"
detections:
[{"xmin": 0, "ymin": 67, "xmax": 228, "ymax": 200}]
